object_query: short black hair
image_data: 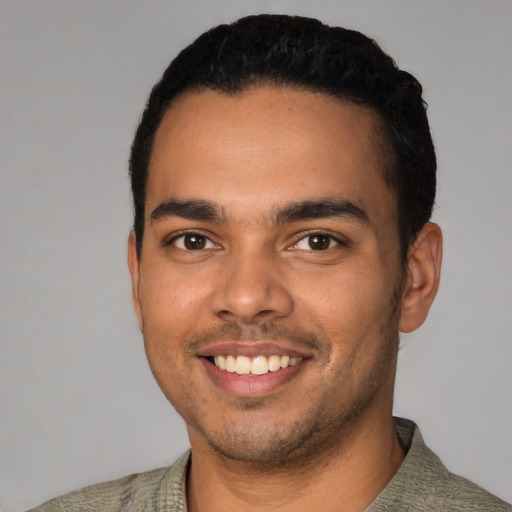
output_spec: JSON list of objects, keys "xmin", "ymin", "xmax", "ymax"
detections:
[{"xmin": 130, "ymin": 14, "xmax": 436, "ymax": 260}]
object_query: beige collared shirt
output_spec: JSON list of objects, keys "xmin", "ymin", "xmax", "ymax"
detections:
[{"xmin": 28, "ymin": 418, "xmax": 511, "ymax": 511}]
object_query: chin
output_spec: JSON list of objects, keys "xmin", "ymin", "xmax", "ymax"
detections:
[{"xmin": 189, "ymin": 403, "xmax": 357, "ymax": 469}]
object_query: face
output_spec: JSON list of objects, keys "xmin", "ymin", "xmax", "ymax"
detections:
[{"xmin": 129, "ymin": 86, "xmax": 407, "ymax": 466}]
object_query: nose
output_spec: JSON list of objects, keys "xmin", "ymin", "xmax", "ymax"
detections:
[{"xmin": 210, "ymin": 249, "xmax": 294, "ymax": 325}]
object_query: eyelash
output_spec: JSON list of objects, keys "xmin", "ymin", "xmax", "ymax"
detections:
[
  {"xmin": 166, "ymin": 232, "xmax": 217, "ymax": 251},
  {"xmin": 289, "ymin": 232, "xmax": 344, "ymax": 251},
  {"xmin": 166, "ymin": 231, "xmax": 345, "ymax": 252}
]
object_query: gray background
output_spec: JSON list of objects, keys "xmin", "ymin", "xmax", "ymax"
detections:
[{"xmin": 1, "ymin": 1, "xmax": 511, "ymax": 510}]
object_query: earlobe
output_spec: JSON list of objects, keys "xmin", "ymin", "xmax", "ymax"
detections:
[
  {"xmin": 127, "ymin": 231, "xmax": 143, "ymax": 332},
  {"xmin": 399, "ymin": 222, "xmax": 443, "ymax": 333}
]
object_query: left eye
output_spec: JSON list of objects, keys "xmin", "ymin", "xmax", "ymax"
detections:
[
  {"xmin": 294, "ymin": 234, "xmax": 338, "ymax": 251},
  {"xmin": 171, "ymin": 233, "xmax": 216, "ymax": 250}
]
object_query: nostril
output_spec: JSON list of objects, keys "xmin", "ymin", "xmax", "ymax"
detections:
[{"xmin": 257, "ymin": 310, "xmax": 275, "ymax": 317}]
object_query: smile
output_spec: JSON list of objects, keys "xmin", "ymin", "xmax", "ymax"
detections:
[{"xmin": 210, "ymin": 354, "xmax": 303, "ymax": 375}]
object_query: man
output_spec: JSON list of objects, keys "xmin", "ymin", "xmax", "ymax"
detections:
[{"xmin": 30, "ymin": 14, "xmax": 511, "ymax": 512}]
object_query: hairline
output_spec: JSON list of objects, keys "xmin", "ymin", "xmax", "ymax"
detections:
[{"xmin": 138, "ymin": 82, "xmax": 403, "ymax": 260}]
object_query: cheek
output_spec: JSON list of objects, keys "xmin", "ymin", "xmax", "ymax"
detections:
[
  {"xmin": 138, "ymin": 270, "xmax": 199, "ymax": 400},
  {"xmin": 139, "ymin": 263, "xmax": 208, "ymax": 329},
  {"xmin": 298, "ymin": 267, "xmax": 391, "ymax": 336},
  {"xmin": 300, "ymin": 270, "xmax": 398, "ymax": 384}
]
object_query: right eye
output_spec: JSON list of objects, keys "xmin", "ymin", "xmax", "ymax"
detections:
[
  {"xmin": 170, "ymin": 233, "xmax": 217, "ymax": 251},
  {"xmin": 294, "ymin": 233, "xmax": 337, "ymax": 251}
]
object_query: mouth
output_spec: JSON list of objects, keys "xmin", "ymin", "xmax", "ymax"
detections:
[
  {"xmin": 205, "ymin": 354, "xmax": 303, "ymax": 376},
  {"xmin": 198, "ymin": 343, "xmax": 310, "ymax": 396}
]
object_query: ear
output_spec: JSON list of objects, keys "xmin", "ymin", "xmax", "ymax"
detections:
[
  {"xmin": 399, "ymin": 222, "xmax": 443, "ymax": 333},
  {"xmin": 127, "ymin": 231, "xmax": 143, "ymax": 332}
]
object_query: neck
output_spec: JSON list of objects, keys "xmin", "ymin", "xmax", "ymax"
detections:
[{"xmin": 186, "ymin": 413, "xmax": 405, "ymax": 512}]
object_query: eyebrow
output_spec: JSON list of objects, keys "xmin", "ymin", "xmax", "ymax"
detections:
[
  {"xmin": 149, "ymin": 197, "xmax": 369, "ymax": 226},
  {"xmin": 150, "ymin": 199, "xmax": 223, "ymax": 223},
  {"xmin": 275, "ymin": 198, "xmax": 369, "ymax": 225}
]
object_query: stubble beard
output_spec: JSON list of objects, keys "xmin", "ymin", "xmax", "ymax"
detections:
[
  {"xmin": 144, "ymin": 281, "xmax": 403, "ymax": 472},
  {"xmin": 184, "ymin": 313, "xmax": 401, "ymax": 473}
]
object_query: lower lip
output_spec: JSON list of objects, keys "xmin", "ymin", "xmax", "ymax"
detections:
[{"xmin": 200, "ymin": 358, "xmax": 306, "ymax": 397}]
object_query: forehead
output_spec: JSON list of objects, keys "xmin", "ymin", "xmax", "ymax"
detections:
[{"xmin": 147, "ymin": 86, "xmax": 394, "ymax": 226}]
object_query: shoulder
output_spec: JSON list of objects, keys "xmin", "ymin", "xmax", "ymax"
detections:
[
  {"xmin": 26, "ymin": 467, "xmax": 168, "ymax": 512},
  {"xmin": 26, "ymin": 452, "xmax": 190, "ymax": 512},
  {"xmin": 369, "ymin": 418, "xmax": 511, "ymax": 512},
  {"xmin": 430, "ymin": 471, "xmax": 512, "ymax": 511}
]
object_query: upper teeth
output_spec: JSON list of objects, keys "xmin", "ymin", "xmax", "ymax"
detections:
[{"xmin": 213, "ymin": 355, "xmax": 302, "ymax": 375}]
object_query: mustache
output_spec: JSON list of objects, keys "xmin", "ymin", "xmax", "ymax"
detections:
[{"xmin": 184, "ymin": 321, "xmax": 327, "ymax": 354}]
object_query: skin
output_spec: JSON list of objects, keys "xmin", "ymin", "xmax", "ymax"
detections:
[{"xmin": 128, "ymin": 86, "xmax": 442, "ymax": 511}]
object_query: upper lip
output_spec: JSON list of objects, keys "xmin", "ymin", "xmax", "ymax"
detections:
[{"xmin": 196, "ymin": 341, "xmax": 312, "ymax": 359}]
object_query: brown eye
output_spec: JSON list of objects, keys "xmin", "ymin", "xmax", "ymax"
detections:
[
  {"xmin": 183, "ymin": 234, "xmax": 207, "ymax": 250},
  {"xmin": 293, "ymin": 233, "xmax": 340, "ymax": 251},
  {"xmin": 308, "ymin": 234, "xmax": 331, "ymax": 250},
  {"xmin": 171, "ymin": 233, "xmax": 215, "ymax": 251}
]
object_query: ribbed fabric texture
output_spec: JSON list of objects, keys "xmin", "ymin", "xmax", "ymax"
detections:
[
  {"xmin": 28, "ymin": 418, "xmax": 511, "ymax": 511},
  {"xmin": 367, "ymin": 418, "xmax": 511, "ymax": 511},
  {"xmin": 27, "ymin": 453, "xmax": 189, "ymax": 512}
]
